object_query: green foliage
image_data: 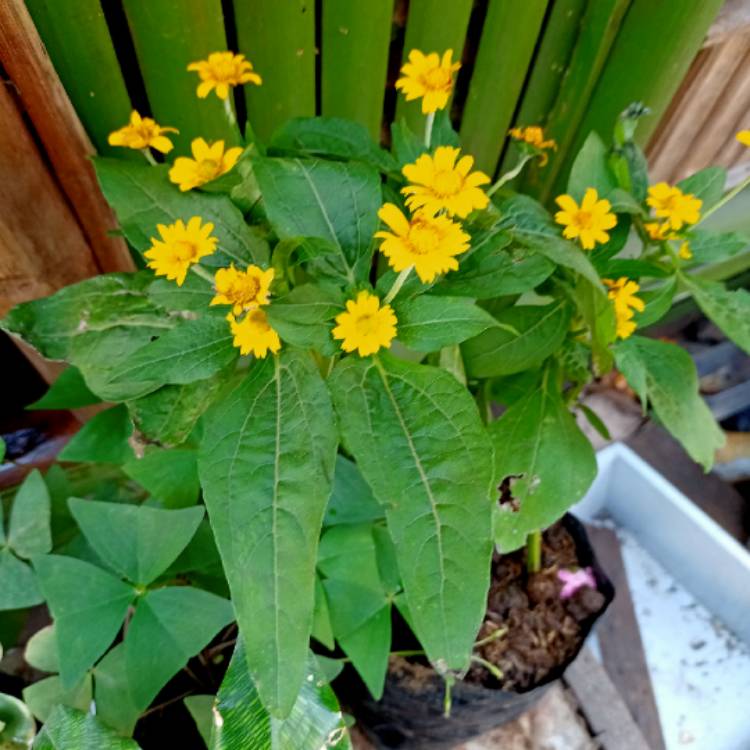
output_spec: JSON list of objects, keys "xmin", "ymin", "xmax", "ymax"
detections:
[
  {"xmin": 677, "ymin": 166, "xmax": 726, "ymax": 210},
  {"xmin": 567, "ymin": 132, "xmax": 617, "ymax": 199},
  {"xmin": 123, "ymin": 448, "xmax": 200, "ymax": 508},
  {"xmin": 58, "ymin": 406, "xmax": 134, "ymax": 465},
  {"xmin": 33, "ymin": 706, "xmax": 140, "ymax": 750},
  {"xmin": 0, "ymin": 693, "xmax": 36, "ymax": 749},
  {"xmin": 28, "ymin": 367, "xmax": 101, "ymax": 411},
  {"xmin": 684, "ymin": 231, "xmax": 748, "ymax": 265}
]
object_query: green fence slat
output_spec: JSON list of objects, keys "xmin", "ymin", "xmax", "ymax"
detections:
[
  {"xmin": 534, "ymin": 0, "xmax": 631, "ymax": 203},
  {"xmin": 395, "ymin": 0, "xmax": 474, "ymax": 133},
  {"xmin": 459, "ymin": 0, "xmax": 548, "ymax": 175},
  {"xmin": 233, "ymin": 0, "xmax": 316, "ymax": 142},
  {"xmin": 122, "ymin": 0, "xmax": 238, "ymax": 155},
  {"xmin": 321, "ymin": 0, "xmax": 395, "ymax": 141},
  {"xmin": 24, "ymin": 0, "xmax": 134, "ymax": 157},
  {"xmin": 555, "ymin": 0, "xmax": 725, "ymax": 195}
]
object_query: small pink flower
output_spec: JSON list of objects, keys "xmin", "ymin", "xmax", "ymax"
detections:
[{"xmin": 557, "ymin": 567, "xmax": 597, "ymax": 599}]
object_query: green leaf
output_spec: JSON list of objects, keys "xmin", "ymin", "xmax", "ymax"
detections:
[
  {"xmin": 462, "ymin": 301, "xmax": 572, "ymax": 378},
  {"xmin": 614, "ymin": 336, "xmax": 724, "ymax": 470},
  {"xmin": 95, "ymin": 159, "xmax": 269, "ymax": 268},
  {"xmin": 393, "ymin": 296, "xmax": 497, "ymax": 352},
  {"xmin": 323, "ymin": 455, "xmax": 383, "ymax": 526},
  {"xmin": 100, "ymin": 317, "xmax": 237, "ymax": 401},
  {"xmin": 124, "ymin": 586, "xmax": 233, "ymax": 711},
  {"xmin": 68, "ymin": 499, "xmax": 204, "ymax": 585},
  {"xmin": 607, "ymin": 188, "xmax": 645, "ymax": 215},
  {"xmin": 253, "ymin": 157, "xmax": 381, "ymax": 285},
  {"xmin": 520, "ymin": 235, "xmax": 604, "ymax": 291},
  {"xmin": 0, "ymin": 551, "xmax": 43, "ymax": 610},
  {"xmin": 184, "ymin": 695, "xmax": 214, "ymax": 748},
  {"xmin": 25, "ymin": 625, "xmax": 59, "ymax": 673},
  {"xmin": 597, "ymin": 258, "xmax": 670, "ymax": 279},
  {"xmin": 33, "ymin": 705, "xmax": 140, "ymax": 750},
  {"xmin": 148, "ymin": 273, "xmax": 214, "ymax": 312},
  {"xmin": 682, "ymin": 276, "xmax": 750, "ymax": 354},
  {"xmin": 58, "ymin": 405, "xmax": 134, "ymax": 465},
  {"xmin": 578, "ymin": 404, "xmax": 611, "ymax": 441},
  {"xmin": 92, "ymin": 645, "xmax": 141, "ymax": 737},
  {"xmin": 211, "ymin": 639, "xmax": 351, "ymax": 750},
  {"xmin": 311, "ymin": 577, "xmax": 335, "ymax": 650},
  {"xmin": 199, "ymin": 350, "xmax": 338, "ymax": 717},
  {"xmin": 574, "ymin": 278, "xmax": 616, "ymax": 374},
  {"xmin": 123, "ymin": 448, "xmax": 200, "ymax": 509},
  {"xmin": 265, "ymin": 285, "xmax": 343, "ymax": 355},
  {"xmin": 33, "ymin": 555, "xmax": 135, "ymax": 688},
  {"xmin": 633, "ymin": 277, "xmax": 677, "ymax": 328},
  {"xmin": 489, "ymin": 372, "xmax": 597, "ymax": 551},
  {"xmin": 678, "ymin": 166, "xmax": 726, "ymax": 210},
  {"xmin": 329, "ymin": 353, "xmax": 494, "ymax": 674},
  {"xmin": 27, "ymin": 367, "xmax": 101, "ymax": 411},
  {"xmin": 567, "ymin": 132, "xmax": 617, "ymax": 199},
  {"xmin": 270, "ymin": 117, "xmax": 397, "ymax": 173},
  {"xmin": 686, "ymin": 230, "xmax": 749, "ymax": 265},
  {"xmin": 0, "ymin": 693, "xmax": 36, "ymax": 749},
  {"xmin": 23, "ymin": 674, "xmax": 92, "ymax": 722},
  {"xmin": 391, "ymin": 118, "xmax": 424, "ymax": 167},
  {"xmin": 8, "ymin": 469, "xmax": 51, "ymax": 558}
]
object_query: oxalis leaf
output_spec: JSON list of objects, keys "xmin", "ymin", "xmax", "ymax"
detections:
[
  {"xmin": 614, "ymin": 336, "xmax": 724, "ymax": 470},
  {"xmin": 329, "ymin": 352, "xmax": 495, "ymax": 674},
  {"xmin": 33, "ymin": 705, "xmax": 140, "ymax": 750},
  {"xmin": 199, "ymin": 349, "xmax": 338, "ymax": 717},
  {"xmin": 489, "ymin": 368, "xmax": 597, "ymax": 552}
]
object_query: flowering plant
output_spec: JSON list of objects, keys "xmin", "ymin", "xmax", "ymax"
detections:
[{"xmin": 3, "ymin": 45, "xmax": 749, "ymax": 740}]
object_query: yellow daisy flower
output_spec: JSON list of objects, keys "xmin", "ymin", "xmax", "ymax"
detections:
[
  {"xmin": 143, "ymin": 217, "xmax": 217, "ymax": 286},
  {"xmin": 227, "ymin": 309, "xmax": 280, "ymax": 358},
  {"xmin": 603, "ymin": 277, "xmax": 645, "ymax": 339},
  {"xmin": 169, "ymin": 138, "xmax": 243, "ymax": 192},
  {"xmin": 108, "ymin": 110, "xmax": 178, "ymax": 154},
  {"xmin": 508, "ymin": 125, "xmax": 557, "ymax": 166},
  {"xmin": 211, "ymin": 264, "xmax": 274, "ymax": 315},
  {"xmin": 401, "ymin": 146, "xmax": 490, "ymax": 218},
  {"xmin": 646, "ymin": 183, "xmax": 702, "ymax": 231},
  {"xmin": 375, "ymin": 203, "xmax": 470, "ymax": 283},
  {"xmin": 332, "ymin": 291, "xmax": 397, "ymax": 357},
  {"xmin": 554, "ymin": 188, "xmax": 617, "ymax": 250},
  {"xmin": 678, "ymin": 241, "xmax": 693, "ymax": 260},
  {"xmin": 736, "ymin": 130, "xmax": 750, "ymax": 147},
  {"xmin": 395, "ymin": 49, "xmax": 461, "ymax": 114},
  {"xmin": 187, "ymin": 52, "xmax": 262, "ymax": 100},
  {"xmin": 644, "ymin": 221, "xmax": 674, "ymax": 241}
]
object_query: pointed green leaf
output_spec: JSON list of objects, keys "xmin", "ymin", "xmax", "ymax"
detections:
[
  {"xmin": 312, "ymin": 577, "xmax": 335, "ymax": 651},
  {"xmin": 323, "ymin": 455, "xmax": 383, "ymax": 527},
  {"xmin": 25, "ymin": 625, "xmax": 59, "ymax": 673},
  {"xmin": 489, "ymin": 371, "xmax": 597, "ymax": 551},
  {"xmin": 677, "ymin": 166, "xmax": 726, "ymax": 210},
  {"xmin": 33, "ymin": 706, "xmax": 140, "ymax": 750},
  {"xmin": 23, "ymin": 674, "xmax": 92, "ymax": 722},
  {"xmin": 199, "ymin": 350, "xmax": 338, "ymax": 716},
  {"xmin": 684, "ymin": 230, "xmax": 748, "ymax": 265},
  {"xmin": 92, "ymin": 645, "xmax": 141, "ymax": 737},
  {"xmin": 34, "ymin": 555, "xmax": 135, "ymax": 688},
  {"xmin": 520, "ymin": 235, "xmax": 604, "ymax": 290},
  {"xmin": 567, "ymin": 132, "xmax": 617, "ymax": 199},
  {"xmin": 184, "ymin": 695, "xmax": 214, "ymax": 748},
  {"xmin": 28, "ymin": 367, "xmax": 101, "ymax": 411},
  {"xmin": 329, "ymin": 353, "xmax": 494, "ymax": 673},
  {"xmin": 8, "ymin": 469, "xmax": 51, "ymax": 558},
  {"xmin": 58, "ymin": 405, "xmax": 134, "ymax": 465},
  {"xmin": 123, "ymin": 448, "xmax": 200, "ymax": 509},
  {"xmin": 0, "ymin": 551, "xmax": 43, "ymax": 610},
  {"xmin": 148, "ymin": 274, "xmax": 214, "ymax": 312},
  {"xmin": 125, "ymin": 587, "xmax": 233, "ymax": 711},
  {"xmin": 614, "ymin": 336, "xmax": 724, "ymax": 470},
  {"xmin": 633, "ymin": 277, "xmax": 677, "ymax": 328},
  {"xmin": 68, "ymin": 500, "xmax": 204, "ymax": 585}
]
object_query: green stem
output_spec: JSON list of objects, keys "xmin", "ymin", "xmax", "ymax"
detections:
[
  {"xmin": 473, "ymin": 626, "xmax": 508, "ymax": 649},
  {"xmin": 487, "ymin": 154, "xmax": 532, "ymax": 197},
  {"xmin": 191, "ymin": 264, "xmax": 216, "ymax": 284},
  {"xmin": 141, "ymin": 148, "xmax": 157, "ymax": 166},
  {"xmin": 470, "ymin": 655, "xmax": 504, "ymax": 681},
  {"xmin": 442, "ymin": 674, "xmax": 455, "ymax": 718},
  {"xmin": 698, "ymin": 172, "xmax": 750, "ymax": 225},
  {"xmin": 383, "ymin": 267, "xmax": 412, "ymax": 304},
  {"xmin": 223, "ymin": 96, "xmax": 237, "ymax": 130},
  {"xmin": 424, "ymin": 111, "xmax": 435, "ymax": 149},
  {"xmin": 476, "ymin": 379, "xmax": 493, "ymax": 424},
  {"xmin": 526, "ymin": 529, "xmax": 542, "ymax": 573}
]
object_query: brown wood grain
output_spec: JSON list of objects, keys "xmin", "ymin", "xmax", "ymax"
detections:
[{"xmin": 0, "ymin": 0, "xmax": 133, "ymax": 274}]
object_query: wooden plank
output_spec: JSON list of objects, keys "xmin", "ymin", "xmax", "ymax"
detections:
[
  {"xmin": 564, "ymin": 647, "xmax": 650, "ymax": 750},
  {"xmin": 233, "ymin": 0, "xmax": 316, "ymax": 142},
  {"xmin": 395, "ymin": 0, "xmax": 474, "ymax": 132},
  {"xmin": 321, "ymin": 0, "xmax": 396, "ymax": 141},
  {"xmin": 23, "ymin": 0, "xmax": 135, "ymax": 158},
  {"xmin": 123, "ymin": 0, "xmax": 238, "ymax": 154},
  {"xmin": 586, "ymin": 526, "xmax": 666, "ymax": 750},
  {"xmin": 460, "ymin": 0, "xmax": 549, "ymax": 175},
  {"xmin": 0, "ymin": 0, "xmax": 134, "ymax": 274}
]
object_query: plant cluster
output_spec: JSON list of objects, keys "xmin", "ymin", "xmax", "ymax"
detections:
[{"xmin": 2, "ymin": 46, "xmax": 750, "ymax": 746}]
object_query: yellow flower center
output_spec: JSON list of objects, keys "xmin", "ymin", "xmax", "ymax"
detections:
[
  {"xmin": 423, "ymin": 67, "xmax": 452, "ymax": 91},
  {"xmin": 172, "ymin": 241, "xmax": 197, "ymax": 262},
  {"xmin": 432, "ymin": 169, "xmax": 463, "ymax": 196},
  {"xmin": 571, "ymin": 210, "xmax": 593, "ymax": 231},
  {"xmin": 232, "ymin": 276, "xmax": 260, "ymax": 305},
  {"xmin": 211, "ymin": 59, "xmax": 239, "ymax": 82},
  {"xmin": 197, "ymin": 159, "xmax": 221, "ymax": 182},
  {"xmin": 353, "ymin": 313, "xmax": 381, "ymax": 336},
  {"xmin": 407, "ymin": 221, "xmax": 441, "ymax": 255}
]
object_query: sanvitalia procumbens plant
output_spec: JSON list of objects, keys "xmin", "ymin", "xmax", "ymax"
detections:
[{"xmin": 3, "ymin": 45, "xmax": 748, "ymax": 737}]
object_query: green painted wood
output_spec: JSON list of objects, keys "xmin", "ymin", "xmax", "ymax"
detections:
[
  {"xmin": 556, "ymin": 0, "xmax": 725, "ymax": 195},
  {"xmin": 395, "ymin": 0, "xmax": 474, "ymax": 133},
  {"xmin": 321, "ymin": 0, "xmax": 395, "ymax": 141},
  {"xmin": 536, "ymin": 0, "xmax": 632, "ymax": 202},
  {"xmin": 122, "ymin": 0, "xmax": 238, "ymax": 155},
  {"xmin": 233, "ymin": 0, "xmax": 316, "ymax": 142},
  {"xmin": 24, "ymin": 0, "xmax": 134, "ymax": 157},
  {"xmin": 459, "ymin": 0, "xmax": 549, "ymax": 175}
]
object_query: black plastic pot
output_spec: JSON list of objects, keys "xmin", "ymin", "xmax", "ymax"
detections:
[{"xmin": 339, "ymin": 514, "xmax": 614, "ymax": 750}]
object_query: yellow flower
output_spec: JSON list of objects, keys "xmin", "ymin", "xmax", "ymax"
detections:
[
  {"xmin": 211, "ymin": 264, "xmax": 274, "ymax": 315},
  {"xmin": 508, "ymin": 125, "xmax": 557, "ymax": 166},
  {"xmin": 108, "ymin": 110, "xmax": 177, "ymax": 154},
  {"xmin": 736, "ymin": 130, "xmax": 750, "ymax": 147},
  {"xmin": 678, "ymin": 241, "xmax": 693, "ymax": 260},
  {"xmin": 168, "ymin": 138, "xmax": 243, "ymax": 192},
  {"xmin": 227, "ymin": 309, "xmax": 280, "ymax": 358},
  {"xmin": 144, "ymin": 217, "xmax": 217, "ymax": 286},
  {"xmin": 646, "ymin": 183, "xmax": 702, "ymax": 231},
  {"xmin": 554, "ymin": 188, "xmax": 617, "ymax": 250},
  {"xmin": 604, "ymin": 277, "xmax": 645, "ymax": 339},
  {"xmin": 395, "ymin": 49, "xmax": 460, "ymax": 114},
  {"xmin": 332, "ymin": 291, "xmax": 397, "ymax": 357},
  {"xmin": 188, "ymin": 52, "xmax": 262, "ymax": 100},
  {"xmin": 644, "ymin": 221, "xmax": 674, "ymax": 241},
  {"xmin": 401, "ymin": 146, "xmax": 490, "ymax": 218},
  {"xmin": 375, "ymin": 203, "xmax": 470, "ymax": 283}
]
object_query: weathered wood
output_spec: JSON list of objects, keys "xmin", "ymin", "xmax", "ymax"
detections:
[
  {"xmin": 586, "ymin": 525, "xmax": 666, "ymax": 750},
  {"xmin": 0, "ymin": 0, "xmax": 133, "ymax": 274}
]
